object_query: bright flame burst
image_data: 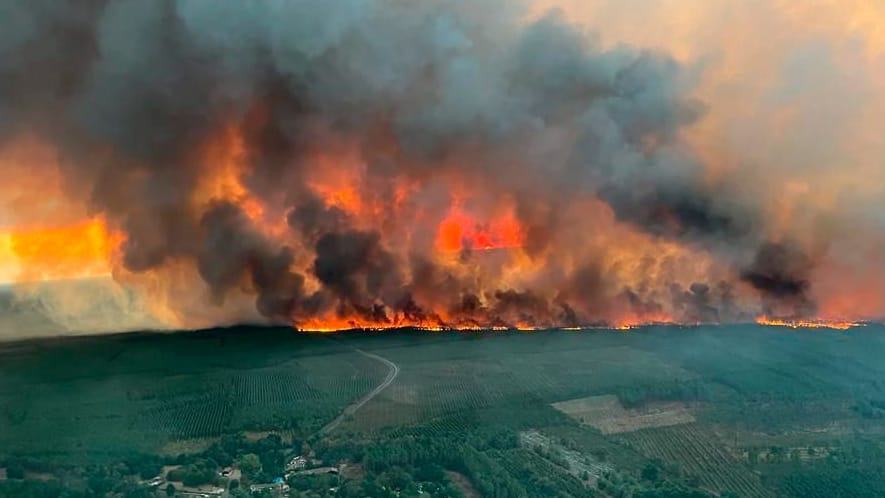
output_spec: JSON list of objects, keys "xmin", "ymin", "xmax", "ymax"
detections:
[
  {"xmin": 436, "ymin": 206, "xmax": 525, "ymax": 252},
  {"xmin": 3, "ymin": 217, "xmax": 123, "ymax": 282}
]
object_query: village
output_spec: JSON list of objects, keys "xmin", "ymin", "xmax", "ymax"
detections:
[{"xmin": 142, "ymin": 449, "xmax": 344, "ymax": 498}]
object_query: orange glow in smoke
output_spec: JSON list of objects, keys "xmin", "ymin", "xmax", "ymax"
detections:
[
  {"xmin": 314, "ymin": 185, "xmax": 362, "ymax": 213},
  {"xmin": 4, "ymin": 218, "xmax": 123, "ymax": 282},
  {"xmin": 436, "ymin": 207, "xmax": 525, "ymax": 252},
  {"xmin": 194, "ymin": 123, "xmax": 267, "ymax": 223}
]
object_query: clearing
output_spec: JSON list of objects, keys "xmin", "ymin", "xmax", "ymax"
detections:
[
  {"xmin": 552, "ymin": 394, "xmax": 695, "ymax": 434},
  {"xmin": 445, "ymin": 470, "xmax": 480, "ymax": 498}
]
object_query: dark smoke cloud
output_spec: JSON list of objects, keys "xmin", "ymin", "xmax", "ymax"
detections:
[
  {"xmin": 313, "ymin": 230, "xmax": 402, "ymax": 313},
  {"xmin": 740, "ymin": 242, "xmax": 815, "ymax": 317},
  {"xmin": 198, "ymin": 201, "xmax": 305, "ymax": 320},
  {"xmin": 0, "ymin": 0, "xmax": 795, "ymax": 331},
  {"xmin": 287, "ymin": 195, "xmax": 349, "ymax": 244}
]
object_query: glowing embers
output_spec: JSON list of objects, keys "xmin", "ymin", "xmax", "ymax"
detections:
[{"xmin": 755, "ymin": 316, "xmax": 862, "ymax": 330}]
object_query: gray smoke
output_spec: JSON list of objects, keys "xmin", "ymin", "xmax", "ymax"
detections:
[{"xmin": 0, "ymin": 0, "xmax": 798, "ymax": 331}]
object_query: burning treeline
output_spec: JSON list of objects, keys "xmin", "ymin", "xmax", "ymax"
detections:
[{"xmin": 0, "ymin": 0, "xmax": 879, "ymax": 335}]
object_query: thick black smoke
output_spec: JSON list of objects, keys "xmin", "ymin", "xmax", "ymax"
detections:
[
  {"xmin": 740, "ymin": 242, "xmax": 815, "ymax": 318},
  {"xmin": 0, "ymin": 0, "xmax": 796, "ymax": 328},
  {"xmin": 198, "ymin": 201, "xmax": 306, "ymax": 320}
]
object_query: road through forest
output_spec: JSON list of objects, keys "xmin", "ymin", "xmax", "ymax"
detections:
[{"xmin": 317, "ymin": 349, "xmax": 399, "ymax": 436}]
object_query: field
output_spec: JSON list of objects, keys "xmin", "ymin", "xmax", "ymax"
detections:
[
  {"xmin": 618, "ymin": 424, "xmax": 773, "ymax": 497},
  {"xmin": 2, "ymin": 325, "xmax": 885, "ymax": 497},
  {"xmin": 552, "ymin": 394, "xmax": 695, "ymax": 434}
]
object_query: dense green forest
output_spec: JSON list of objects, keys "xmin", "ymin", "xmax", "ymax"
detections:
[{"xmin": 1, "ymin": 325, "xmax": 884, "ymax": 497}]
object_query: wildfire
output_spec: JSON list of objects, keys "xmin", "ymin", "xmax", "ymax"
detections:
[
  {"xmin": 755, "ymin": 316, "xmax": 862, "ymax": 330},
  {"xmin": 435, "ymin": 207, "xmax": 525, "ymax": 252},
  {"xmin": 291, "ymin": 309, "xmax": 676, "ymax": 333},
  {"xmin": 1, "ymin": 131, "xmax": 872, "ymax": 335},
  {"xmin": 4, "ymin": 218, "xmax": 123, "ymax": 283},
  {"xmin": 293, "ymin": 311, "xmax": 507, "ymax": 333},
  {"xmin": 194, "ymin": 123, "xmax": 270, "ymax": 226}
]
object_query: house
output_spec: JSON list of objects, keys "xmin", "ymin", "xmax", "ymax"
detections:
[
  {"xmin": 286, "ymin": 455, "xmax": 307, "ymax": 471},
  {"xmin": 249, "ymin": 481, "xmax": 289, "ymax": 495}
]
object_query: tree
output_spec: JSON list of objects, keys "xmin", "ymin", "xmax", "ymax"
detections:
[
  {"xmin": 641, "ymin": 463, "xmax": 660, "ymax": 482},
  {"xmin": 165, "ymin": 483, "xmax": 176, "ymax": 497},
  {"xmin": 5, "ymin": 463, "xmax": 25, "ymax": 480},
  {"xmin": 237, "ymin": 453, "xmax": 262, "ymax": 481},
  {"xmin": 126, "ymin": 455, "xmax": 163, "ymax": 480},
  {"xmin": 124, "ymin": 485, "xmax": 156, "ymax": 498}
]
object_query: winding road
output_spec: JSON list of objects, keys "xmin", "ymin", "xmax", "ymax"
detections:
[{"xmin": 317, "ymin": 349, "xmax": 399, "ymax": 436}]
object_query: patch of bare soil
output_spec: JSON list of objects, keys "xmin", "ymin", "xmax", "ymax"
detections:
[
  {"xmin": 552, "ymin": 394, "xmax": 694, "ymax": 434},
  {"xmin": 158, "ymin": 437, "xmax": 217, "ymax": 455},
  {"xmin": 244, "ymin": 430, "xmax": 292, "ymax": 442},
  {"xmin": 23, "ymin": 472, "xmax": 54, "ymax": 481},
  {"xmin": 340, "ymin": 463, "xmax": 365, "ymax": 480},
  {"xmin": 446, "ymin": 470, "xmax": 481, "ymax": 498}
]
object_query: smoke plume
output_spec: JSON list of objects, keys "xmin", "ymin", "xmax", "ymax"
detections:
[{"xmin": 0, "ymin": 0, "xmax": 882, "ymax": 337}]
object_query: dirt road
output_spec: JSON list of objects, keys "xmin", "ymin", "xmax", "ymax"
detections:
[{"xmin": 317, "ymin": 349, "xmax": 399, "ymax": 436}]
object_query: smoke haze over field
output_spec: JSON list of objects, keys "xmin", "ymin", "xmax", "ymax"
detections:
[{"xmin": 0, "ymin": 0, "xmax": 884, "ymax": 338}]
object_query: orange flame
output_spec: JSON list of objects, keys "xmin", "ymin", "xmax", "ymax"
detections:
[
  {"xmin": 436, "ymin": 207, "xmax": 525, "ymax": 252},
  {"xmin": 4, "ymin": 218, "xmax": 123, "ymax": 282}
]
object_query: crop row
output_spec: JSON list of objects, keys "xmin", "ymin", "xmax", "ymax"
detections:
[
  {"xmin": 130, "ymin": 354, "xmax": 387, "ymax": 439},
  {"xmin": 619, "ymin": 425, "xmax": 772, "ymax": 498}
]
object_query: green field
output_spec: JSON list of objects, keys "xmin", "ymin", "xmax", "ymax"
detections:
[{"xmin": 1, "ymin": 325, "xmax": 885, "ymax": 497}]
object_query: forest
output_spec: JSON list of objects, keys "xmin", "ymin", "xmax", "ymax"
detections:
[{"xmin": 1, "ymin": 325, "xmax": 885, "ymax": 497}]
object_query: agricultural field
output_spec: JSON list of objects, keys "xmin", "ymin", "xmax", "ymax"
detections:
[
  {"xmin": 617, "ymin": 424, "xmax": 773, "ymax": 498},
  {"xmin": 552, "ymin": 394, "xmax": 695, "ymax": 434}
]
